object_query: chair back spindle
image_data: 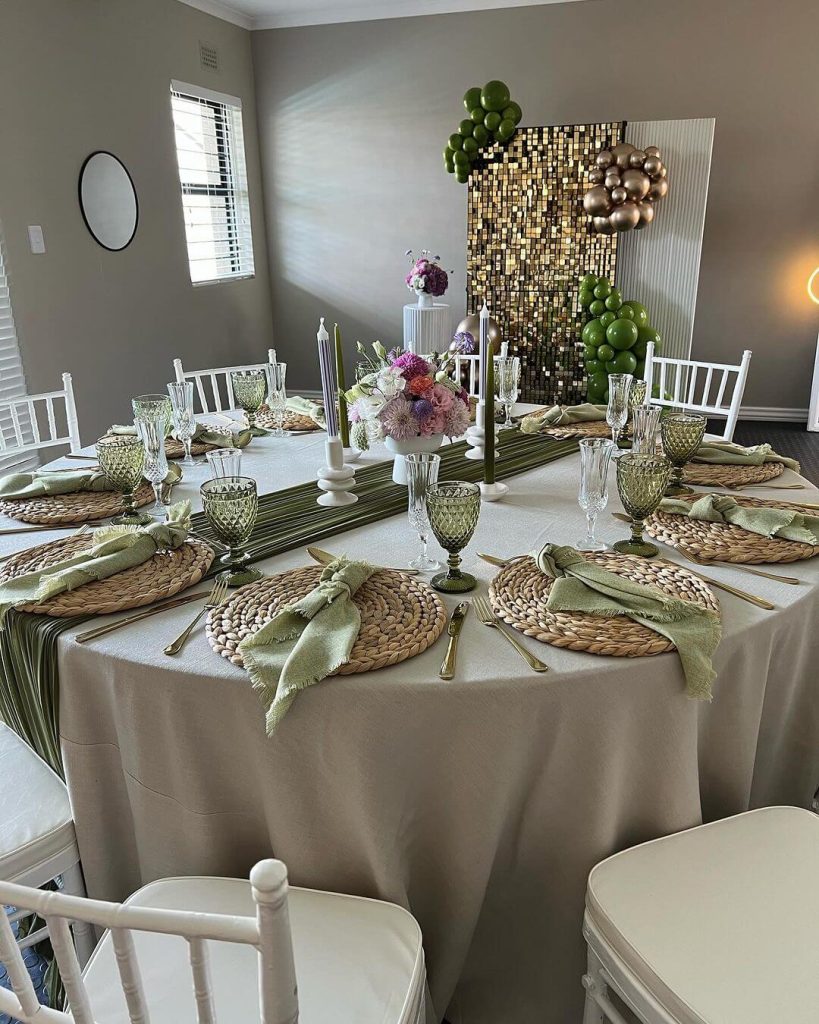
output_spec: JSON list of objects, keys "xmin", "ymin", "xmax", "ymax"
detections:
[{"xmin": 0, "ymin": 371, "xmax": 82, "ymax": 460}]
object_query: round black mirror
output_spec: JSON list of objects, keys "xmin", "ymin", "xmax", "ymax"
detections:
[{"xmin": 78, "ymin": 151, "xmax": 138, "ymax": 251}]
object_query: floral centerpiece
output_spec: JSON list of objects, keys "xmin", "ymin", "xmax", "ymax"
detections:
[
  {"xmin": 405, "ymin": 250, "xmax": 451, "ymax": 305},
  {"xmin": 345, "ymin": 343, "xmax": 471, "ymax": 483}
]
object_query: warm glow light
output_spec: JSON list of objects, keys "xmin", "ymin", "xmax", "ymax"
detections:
[{"xmin": 809, "ymin": 267, "xmax": 819, "ymax": 305}]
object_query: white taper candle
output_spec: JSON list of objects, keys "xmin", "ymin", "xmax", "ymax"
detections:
[
  {"xmin": 478, "ymin": 301, "xmax": 489, "ymax": 404},
  {"xmin": 317, "ymin": 317, "xmax": 339, "ymax": 437}
]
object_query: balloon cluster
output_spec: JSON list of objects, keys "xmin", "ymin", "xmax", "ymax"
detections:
[
  {"xmin": 444, "ymin": 81, "xmax": 522, "ymax": 185},
  {"xmin": 583, "ymin": 143, "xmax": 669, "ymax": 234},
  {"xmin": 578, "ymin": 274, "xmax": 662, "ymax": 403}
]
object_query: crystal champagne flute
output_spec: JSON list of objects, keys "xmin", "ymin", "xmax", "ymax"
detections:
[
  {"xmin": 405, "ymin": 452, "xmax": 441, "ymax": 571},
  {"xmin": 134, "ymin": 415, "xmax": 169, "ymax": 515},
  {"xmin": 576, "ymin": 438, "xmax": 615, "ymax": 551},
  {"xmin": 167, "ymin": 381, "xmax": 197, "ymax": 465},
  {"xmin": 606, "ymin": 373, "xmax": 633, "ymax": 451},
  {"xmin": 496, "ymin": 356, "xmax": 520, "ymax": 429},
  {"xmin": 265, "ymin": 363, "xmax": 288, "ymax": 438}
]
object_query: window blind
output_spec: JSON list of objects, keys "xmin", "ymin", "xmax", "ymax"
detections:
[
  {"xmin": 0, "ymin": 224, "xmax": 36, "ymax": 471},
  {"xmin": 170, "ymin": 81, "xmax": 255, "ymax": 285}
]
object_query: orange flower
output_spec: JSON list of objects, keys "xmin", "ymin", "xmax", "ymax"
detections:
[{"xmin": 407, "ymin": 375, "xmax": 433, "ymax": 396}]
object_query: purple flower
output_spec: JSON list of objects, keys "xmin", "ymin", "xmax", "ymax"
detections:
[
  {"xmin": 381, "ymin": 396, "xmax": 418, "ymax": 441},
  {"xmin": 452, "ymin": 331, "xmax": 475, "ymax": 355},
  {"xmin": 386, "ymin": 347, "xmax": 403, "ymax": 363},
  {"xmin": 411, "ymin": 398, "xmax": 434, "ymax": 421},
  {"xmin": 392, "ymin": 352, "xmax": 431, "ymax": 379},
  {"xmin": 425, "ymin": 265, "xmax": 449, "ymax": 297}
]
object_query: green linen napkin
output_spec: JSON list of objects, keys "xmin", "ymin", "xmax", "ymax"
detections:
[
  {"xmin": 520, "ymin": 403, "xmax": 607, "ymax": 434},
  {"xmin": 660, "ymin": 494, "xmax": 819, "ymax": 545},
  {"xmin": 0, "ymin": 501, "xmax": 192, "ymax": 628},
  {"xmin": 692, "ymin": 441, "xmax": 800, "ymax": 473},
  {"xmin": 536, "ymin": 543, "xmax": 722, "ymax": 700},
  {"xmin": 239, "ymin": 556, "xmax": 375, "ymax": 733},
  {"xmin": 0, "ymin": 469, "xmax": 114, "ymax": 499},
  {"xmin": 285, "ymin": 395, "xmax": 326, "ymax": 426},
  {"xmin": 110, "ymin": 422, "xmax": 252, "ymax": 448}
]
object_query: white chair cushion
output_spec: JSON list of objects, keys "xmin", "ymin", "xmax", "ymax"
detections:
[
  {"xmin": 586, "ymin": 806, "xmax": 819, "ymax": 1024},
  {"xmin": 82, "ymin": 875, "xmax": 425, "ymax": 1024},
  {"xmin": 0, "ymin": 722, "xmax": 76, "ymax": 883}
]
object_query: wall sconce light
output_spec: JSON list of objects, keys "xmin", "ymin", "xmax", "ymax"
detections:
[
  {"xmin": 808, "ymin": 267, "xmax": 819, "ymax": 305},
  {"xmin": 809, "ymin": 268, "xmax": 819, "ymax": 431}
]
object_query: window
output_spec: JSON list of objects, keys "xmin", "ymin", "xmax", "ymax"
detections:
[
  {"xmin": 0, "ymin": 222, "xmax": 35, "ymax": 471},
  {"xmin": 170, "ymin": 81, "xmax": 254, "ymax": 285}
]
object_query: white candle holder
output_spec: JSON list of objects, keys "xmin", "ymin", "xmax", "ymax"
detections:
[
  {"xmin": 317, "ymin": 436, "xmax": 357, "ymax": 506},
  {"xmin": 342, "ymin": 446, "xmax": 362, "ymax": 463},
  {"xmin": 480, "ymin": 480, "xmax": 508, "ymax": 502},
  {"xmin": 465, "ymin": 401, "xmax": 486, "ymax": 460}
]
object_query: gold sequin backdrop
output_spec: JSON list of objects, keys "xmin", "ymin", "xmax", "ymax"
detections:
[{"xmin": 467, "ymin": 122, "xmax": 624, "ymax": 405}]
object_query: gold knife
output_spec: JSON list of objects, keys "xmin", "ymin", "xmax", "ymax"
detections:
[
  {"xmin": 306, "ymin": 545, "xmax": 420, "ymax": 575},
  {"xmin": 439, "ymin": 602, "xmax": 469, "ymax": 680},
  {"xmin": 74, "ymin": 590, "xmax": 210, "ymax": 643}
]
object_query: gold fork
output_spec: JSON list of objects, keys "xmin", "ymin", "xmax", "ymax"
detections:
[
  {"xmin": 163, "ymin": 578, "xmax": 230, "ymax": 656},
  {"xmin": 472, "ymin": 594, "xmax": 549, "ymax": 673}
]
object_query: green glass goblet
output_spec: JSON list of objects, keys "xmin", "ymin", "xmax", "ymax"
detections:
[
  {"xmin": 96, "ymin": 434, "xmax": 152, "ymax": 526},
  {"xmin": 628, "ymin": 379, "xmax": 647, "ymax": 410},
  {"xmin": 613, "ymin": 453, "xmax": 672, "ymax": 557},
  {"xmin": 426, "ymin": 481, "xmax": 481, "ymax": 593},
  {"xmin": 200, "ymin": 475, "xmax": 263, "ymax": 587},
  {"xmin": 231, "ymin": 371, "xmax": 267, "ymax": 435},
  {"xmin": 660, "ymin": 413, "xmax": 707, "ymax": 495},
  {"xmin": 132, "ymin": 394, "xmax": 172, "ymax": 432}
]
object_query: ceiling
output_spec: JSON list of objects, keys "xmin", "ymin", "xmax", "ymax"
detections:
[{"xmin": 178, "ymin": 0, "xmax": 586, "ymax": 30}]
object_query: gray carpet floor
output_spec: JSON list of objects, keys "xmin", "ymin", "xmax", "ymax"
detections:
[{"xmin": 728, "ymin": 421, "xmax": 819, "ymax": 485}]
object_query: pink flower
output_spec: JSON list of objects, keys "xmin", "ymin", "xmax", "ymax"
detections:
[
  {"xmin": 443, "ymin": 401, "xmax": 470, "ymax": 437},
  {"xmin": 380, "ymin": 396, "xmax": 418, "ymax": 441},
  {"xmin": 421, "ymin": 409, "xmax": 447, "ymax": 436},
  {"xmin": 392, "ymin": 352, "xmax": 431, "ymax": 380},
  {"xmin": 429, "ymin": 382, "xmax": 454, "ymax": 411}
]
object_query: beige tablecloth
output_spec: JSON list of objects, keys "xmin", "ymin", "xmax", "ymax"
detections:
[{"xmin": 4, "ymin": 421, "xmax": 817, "ymax": 1024}]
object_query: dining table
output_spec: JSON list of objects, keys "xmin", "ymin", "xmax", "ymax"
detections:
[{"xmin": 2, "ymin": 416, "xmax": 818, "ymax": 1024}]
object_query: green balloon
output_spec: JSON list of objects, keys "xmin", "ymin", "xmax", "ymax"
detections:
[
  {"xmin": 593, "ymin": 280, "xmax": 612, "ymax": 299},
  {"xmin": 605, "ymin": 360, "xmax": 619, "ymax": 374},
  {"xmin": 635, "ymin": 359, "xmax": 646, "ymax": 378},
  {"xmin": 600, "ymin": 311, "xmax": 616, "ymax": 328},
  {"xmin": 459, "ymin": 119, "xmax": 474, "ymax": 137},
  {"xmin": 484, "ymin": 111, "xmax": 502, "ymax": 132},
  {"xmin": 455, "ymin": 169, "xmax": 470, "ymax": 184},
  {"xmin": 627, "ymin": 300, "xmax": 649, "ymax": 322},
  {"xmin": 463, "ymin": 136, "xmax": 478, "ymax": 156},
  {"xmin": 597, "ymin": 343, "xmax": 615, "ymax": 362},
  {"xmin": 579, "ymin": 274, "xmax": 598, "ymax": 290},
  {"xmin": 637, "ymin": 325, "xmax": 661, "ymax": 349},
  {"xmin": 633, "ymin": 339, "xmax": 647, "ymax": 359},
  {"xmin": 581, "ymin": 320, "xmax": 606, "ymax": 347},
  {"xmin": 502, "ymin": 101, "xmax": 523, "ymax": 125},
  {"xmin": 590, "ymin": 370, "xmax": 608, "ymax": 393},
  {"xmin": 496, "ymin": 118, "xmax": 516, "ymax": 142},
  {"xmin": 449, "ymin": 133, "xmax": 464, "ymax": 151},
  {"xmin": 463, "ymin": 87, "xmax": 482, "ymax": 111},
  {"xmin": 589, "ymin": 299, "xmax": 606, "ymax": 317},
  {"xmin": 583, "ymin": 344, "xmax": 598, "ymax": 361},
  {"xmin": 578, "ymin": 289, "xmax": 595, "ymax": 309},
  {"xmin": 444, "ymin": 146, "xmax": 454, "ymax": 162},
  {"xmin": 445, "ymin": 160, "xmax": 455, "ymax": 174},
  {"xmin": 617, "ymin": 304, "xmax": 635, "ymax": 321},
  {"xmin": 481, "ymin": 80, "xmax": 511, "ymax": 112},
  {"xmin": 453, "ymin": 150, "xmax": 469, "ymax": 167},
  {"xmin": 604, "ymin": 290, "xmax": 622, "ymax": 311},
  {"xmin": 585, "ymin": 358, "xmax": 602, "ymax": 374},
  {"xmin": 612, "ymin": 350, "xmax": 638, "ymax": 374},
  {"xmin": 472, "ymin": 123, "xmax": 490, "ymax": 147},
  {"xmin": 606, "ymin": 319, "xmax": 639, "ymax": 350}
]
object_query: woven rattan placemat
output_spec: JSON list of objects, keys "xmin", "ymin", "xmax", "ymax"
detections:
[
  {"xmin": 647, "ymin": 494, "xmax": 819, "ymax": 564},
  {"xmin": 256, "ymin": 409, "xmax": 322, "ymax": 433},
  {"xmin": 207, "ymin": 564, "xmax": 447, "ymax": 672},
  {"xmin": 681, "ymin": 460, "xmax": 784, "ymax": 488},
  {"xmin": 0, "ymin": 481, "xmax": 154, "ymax": 526},
  {"xmin": 488, "ymin": 552, "xmax": 718, "ymax": 657},
  {"xmin": 0, "ymin": 533, "xmax": 214, "ymax": 616},
  {"xmin": 542, "ymin": 420, "xmax": 614, "ymax": 440}
]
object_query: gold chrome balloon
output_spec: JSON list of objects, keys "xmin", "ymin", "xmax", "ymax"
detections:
[
  {"xmin": 643, "ymin": 155, "xmax": 662, "ymax": 177},
  {"xmin": 611, "ymin": 142, "xmax": 636, "ymax": 170},
  {"xmin": 611, "ymin": 186, "xmax": 628, "ymax": 205},
  {"xmin": 596, "ymin": 150, "xmax": 613, "ymax": 169},
  {"xmin": 593, "ymin": 216, "xmax": 616, "ymax": 234},
  {"xmin": 648, "ymin": 177, "xmax": 669, "ymax": 201},
  {"xmin": 644, "ymin": 146, "xmax": 661, "ymax": 158},
  {"xmin": 589, "ymin": 167, "xmax": 605, "ymax": 184},
  {"xmin": 635, "ymin": 201, "xmax": 655, "ymax": 229},
  {"xmin": 629, "ymin": 150, "xmax": 647, "ymax": 167},
  {"xmin": 621, "ymin": 168, "xmax": 650, "ymax": 201},
  {"xmin": 583, "ymin": 185, "xmax": 613, "ymax": 217},
  {"xmin": 610, "ymin": 202, "xmax": 640, "ymax": 232}
]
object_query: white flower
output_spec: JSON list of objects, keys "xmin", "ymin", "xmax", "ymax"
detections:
[
  {"xmin": 352, "ymin": 393, "xmax": 386, "ymax": 421},
  {"xmin": 376, "ymin": 366, "xmax": 406, "ymax": 400}
]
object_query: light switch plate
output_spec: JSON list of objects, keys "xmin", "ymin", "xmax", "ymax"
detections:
[{"xmin": 27, "ymin": 225, "xmax": 46, "ymax": 254}]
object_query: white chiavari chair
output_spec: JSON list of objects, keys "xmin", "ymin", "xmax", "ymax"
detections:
[
  {"xmin": 0, "ymin": 724, "xmax": 95, "ymax": 968},
  {"xmin": 0, "ymin": 857, "xmax": 427, "ymax": 1024},
  {"xmin": 0, "ymin": 373, "xmax": 81, "ymax": 463},
  {"xmin": 173, "ymin": 352, "xmax": 277, "ymax": 416},
  {"xmin": 419, "ymin": 353, "xmax": 501, "ymax": 399},
  {"xmin": 643, "ymin": 343, "xmax": 751, "ymax": 442},
  {"xmin": 581, "ymin": 807, "xmax": 818, "ymax": 1024}
]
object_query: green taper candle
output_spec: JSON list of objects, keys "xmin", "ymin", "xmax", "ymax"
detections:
[
  {"xmin": 484, "ymin": 347, "xmax": 495, "ymax": 484},
  {"xmin": 334, "ymin": 323, "xmax": 350, "ymax": 447}
]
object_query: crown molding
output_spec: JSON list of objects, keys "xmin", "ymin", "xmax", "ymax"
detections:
[
  {"xmin": 175, "ymin": 0, "xmax": 255, "ymax": 30},
  {"xmin": 178, "ymin": 0, "xmax": 587, "ymax": 31}
]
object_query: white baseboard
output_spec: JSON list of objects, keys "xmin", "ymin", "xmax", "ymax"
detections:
[{"xmin": 739, "ymin": 406, "xmax": 808, "ymax": 423}]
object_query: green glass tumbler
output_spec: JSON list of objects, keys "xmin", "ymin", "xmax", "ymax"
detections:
[
  {"xmin": 96, "ymin": 434, "xmax": 152, "ymax": 526},
  {"xmin": 613, "ymin": 453, "xmax": 672, "ymax": 557},
  {"xmin": 200, "ymin": 475, "xmax": 263, "ymax": 587},
  {"xmin": 660, "ymin": 413, "xmax": 707, "ymax": 495},
  {"xmin": 426, "ymin": 481, "xmax": 481, "ymax": 593},
  {"xmin": 231, "ymin": 371, "xmax": 267, "ymax": 435}
]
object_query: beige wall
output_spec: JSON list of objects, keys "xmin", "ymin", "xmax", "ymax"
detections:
[
  {"xmin": 252, "ymin": 0, "xmax": 819, "ymax": 413},
  {"xmin": 0, "ymin": 0, "xmax": 273, "ymax": 442}
]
